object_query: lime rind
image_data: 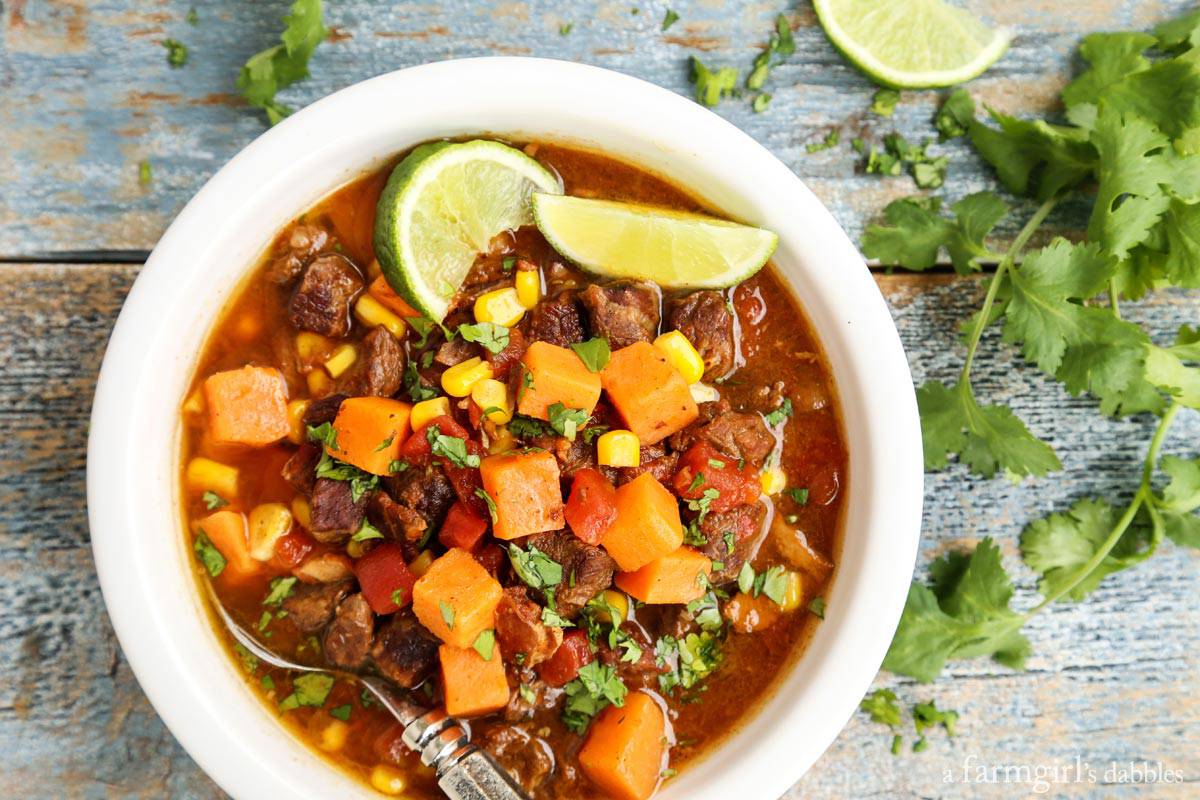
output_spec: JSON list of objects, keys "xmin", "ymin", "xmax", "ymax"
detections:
[
  {"xmin": 813, "ymin": 0, "xmax": 1010, "ymax": 89},
  {"xmin": 532, "ymin": 194, "xmax": 778, "ymax": 289},
  {"xmin": 374, "ymin": 140, "xmax": 561, "ymax": 322}
]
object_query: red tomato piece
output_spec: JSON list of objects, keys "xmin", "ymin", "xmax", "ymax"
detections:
[
  {"xmin": 444, "ymin": 440, "xmax": 489, "ymax": 517},
  {"xmin": 354, "ymin": 542, "xmax": 417, "ymax": 614},
  {"xmin": 672, "ymin": 443, "xmax": 760, "ymax": 513},
  {"xmin": 537, "ymin": 629, "xmax": 594, "ymax": 687},
  {"xmin": 439, "ymin": 500, "xmax": 489, "ymax": 551},
  {"xmin": 398, "ymin": 415, "xmax": 472, "ymax": 463},
  {"xmin": 269, "ymin": 527, "xmax": 317, "ymax": 571},
  {"xmin": 564, "ymin": 468, "xmax": 618, "ymax": 545}
]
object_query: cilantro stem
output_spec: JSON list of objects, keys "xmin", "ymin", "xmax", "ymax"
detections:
[
  {"xmin": 1108, "ymin": 278, "xmax": 1121, "ymax": 319},
  {"xmin": 961, "ymin": 197, "xmax": 1059, "ymax": 378},
  {"xmin": 1025, "ymin": 401, "xmax": 1180, "ymax": 615}
]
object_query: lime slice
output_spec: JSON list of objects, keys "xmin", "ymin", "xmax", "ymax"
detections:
[
  {"xmin": 813, "ymin": 0, "xmax": 1009, "ymax": 88},
  {"xmin": 374, "ymin": 140, "xmax": 561, "ymax": 322},
  {"xmin": 531, "ymin": 194, "xmax": 778, "ymax": 289}
]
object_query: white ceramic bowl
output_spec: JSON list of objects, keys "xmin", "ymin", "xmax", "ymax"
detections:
[{"xmin": 88, "ymin": 58, "xmax": 922, "ymax": 800}]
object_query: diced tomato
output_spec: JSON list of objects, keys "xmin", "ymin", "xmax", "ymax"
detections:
[
  {"xmin": 673, "ymin": 443, "xmax": 760, "ymax": 513},
  {"xmin": 444, "ymin": 440, "xmax": 489, "ymax": 517},
  {"xmin": 398, "ymin": 415, "xmax": 472, "ymax": 463},
  {"xmin": 439, "ymin": 501, "xmax": 489, "ymax": 551},
  {"xmin": 564, "ymin": 468, "xmax": 618, "ymax": 545},
  {"xmin": 354, "ymin": 542, "xmax": 417, "ymax": 614},
  {"xmin": 269, "ymin": 527, "xmax": 318, "ymax": 571},
  {"xmin": 472, "ymin": 542, "xmax": 506, "ymax": 578},
  {"xmin": 467, "ymin": 401, "xmax": 483, "ymax": 429},
  {"xmin": 537, "ymin": 629, "xmax": 593, "ymax": 687}
]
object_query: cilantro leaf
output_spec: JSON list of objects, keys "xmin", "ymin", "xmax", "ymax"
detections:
[
  {"xmin": 862, "ymin": 193, "xmax": 1008, "ymax": 275},
  {"xmin": 426, "ymin": 426, "xmax": 481, "ymax": 468},
  {"xmin": 561, "ymin": 662, "xmax": 627, "ymax": 733},
  {"xmin": 571, "ymin": 337, "xmax": 611, "ymax": 372},
  {"xmin": 870, "ymin": 89, "xmax": 900, "ymax": 117},
  {"xmin": 968, "ymin": 110, "xmax": 1094, "ymax": 200},
  {"xmin": 472, "ymin": 629, "xmax": 496, "ymax": 661},
  {"xmin": 1060, "ymin": 32, "xmax": 1155, "ymax": 127},
  {"xmin": 163, "ymin": 39, "xmax": 188, "ymax": 68},
  {"xmin": 690, "ymin": 57, "xmax": 738, "ymax": 107},
  {"xmin": 548, "ymin": 403, "xmax": 589, "ymax": 442},
  {"xmin": 509, "ymin": 414, "xmax": 553, "ymax": 439},
  {"xmin": 860, "ymin": 688, "xmax": 901, "ymax": 727},
  {"xmin": 507, "ymin": 544, "xmax": 563, "ymax": 591},
  {"xmin": 457, "ymin": 322, "xmax": 509, "ymax": 354},
  {"xmin": 440, "ymin": 600, "xmax": 455, "ymax": 630},
  {"xmin": 935, "ymin": 89, "xmax": 975, "ymax": 140},
  {"xmin": 263, "ymin": 576, "xmax": 297, "ymax": 606},
  {"xmin": 805, "ymin": 129, "xmax": 839, "ymax": 153},
  {"xmin": 883, "ymin": 539, "xmax": 1030, "ymax": 682},
  {"xmin": 202, "ymin": 491, "xmax": 228, "ymax": 510},
  {"xmin": 193, "ymin": 530, "xmax": 226, "ymax": 578},
  {"xmin": 913, "ymin": 700, "xmax": 959, "ymax": 736},
  {"xmin": 236, "ymin": 0, "xmax": 327, "ymax": 126},
  {"xmin": 1020, "ymin": 497, "xmax": 1152, "ymax": 602},
  {"xmin": 1158, "ymin": 455, "xmax": 1200, "ymax": 548},
  {"xmin": 279, "ymin": 672, "xmax": 333, "ymax": 711},
  {"xmin": 350, "ymin": 518, "xmax": 384, "ymax": 543},
  {"xmin": 1155, "ymin": 9, "xmax": 1200, "ymax": 51},
  {"xmin": 661, "ymin": 9, "xmax": 680, "ymax": 31},
  {"xmin": 1159, "ymin": 198, "xmax": 1200, "ymax": 287},
  {"xmin": 763, "ymin": 397, "xmax": 792, "ymax": 426},
  {"xmin": 916, "ymin": 380, "xmax": 1060, "ymax": 478}
]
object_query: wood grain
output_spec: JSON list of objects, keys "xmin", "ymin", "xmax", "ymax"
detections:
[
  {"xmin": 2, "ymin": 0, "xmax": 1198, "ymax": 257},
  {"xmin": 0, "ymin": 262, "xmax": 1195, "ymax": 798}
]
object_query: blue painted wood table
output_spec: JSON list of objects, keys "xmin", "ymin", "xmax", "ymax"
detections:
[{"xmin": 1, "ymin": 1, "xmax": 1197, "ymax": 798}]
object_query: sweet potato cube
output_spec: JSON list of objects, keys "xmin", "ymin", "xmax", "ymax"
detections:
[
  {"xmin": 601, "ymin": 342, "xmax": 698, "ymax": 445},
  {"xmin": 600, "ymin": 473, "xmax": 683, "ymax": 572},
  {"xmin": 204, "ymin": 366, "xmax": 290, "ymax": 446},
  {"xmin": 328, "ymin": 396, "xmax": 412, "ymax": 475},
  {"xmin": 615, "ymin": 547, "xmax": 712, "ymax": 604},
  {"xmin": 194, "ymin": 510, "xmax": 259, "ymax": 583},
  {"xmin": 516, "ymin": 341, "xmax": 602, "ymax": 421},
  {"xmin": 578, "ymin": 692, "xmax": 667, "ymax": 800},
  {"xmin": 439, "ymin": 644, "xmax": 511, "ymax": 717},
  {"xmin": 412, "ymin": 548, "xmax": 503, "ymax": 648},
  {"xmin": 479, "ymin": 451, "xmax": 565, "ymax": 540}
]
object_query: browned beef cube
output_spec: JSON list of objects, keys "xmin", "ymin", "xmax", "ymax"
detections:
[
  {"xmin": 323, "ymin": 593, "xmax": 375, "ymax": 669},
  {"xmin": 308, "ymin": 478, "xmax": 367, "ymax": 543},
  {"xmin": 667, "ymin": 290, "xmax": 737, "ymax": 380},
  {"xmin": 494, "ymin": 587, "xmax": 563, "ymax": 667},
  {"xmin": 698, "ymin": 503, "xmax": 766, "ymax": 584},
  {"xmin": 526, "ymin": 531, "xmax": 616, "ymax": 618},
  {"xmin": 301, "ymin": 393, "xmax": 347, "ymax": 428},
  {"xmin": 525, "ymin": 291, "xmax": 586, "ymax": 347},
  {"xmin": 282, "ymin": 580, "xmax": 352, "ymax": 633},
  {"xmin": 267, "ymin": 224, "xmax": 330, "ymax": 284},
  {"xmin": 384, "ymin": 466, "xmax": 455, "ymax": 533},
  {"xmin": 337, "ymin": 327, "xmax": 405, "ymax": 398},
  {"xmin": 579, "ymin": 282, "xmax": 660, "ymax": 348},
  {"xmin": 281, "ymin": 443, "xmax": 321, "ymax": 495},
  {"xmin": 371, "ymin": 609, "xmax": 440, "ymax": 688},
  {"xmin": 288, "ymin": 254, "xmax": 364, "ymax": 337}
]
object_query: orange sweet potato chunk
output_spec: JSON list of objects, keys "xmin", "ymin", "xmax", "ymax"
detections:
[
  {"xmin": 328, "ymin": 396, "xmax": 412, "ymax": 475},
  {"xmin": 614, "ymin": 547, "xmax": 712, "ymax": 604},
  {"xmin": 600, "ymin": 473, "xmax": 683, "ymax": 572},
  {"xmin": 412, "ymin": 548, "xmax": 503, "ymax": 648},
  {"xmin": 439, "ymin": 644, "xmax": 511, "ymax": 717},
  {"xmin": 204, "ymin": 366, "xmax": 290, "ymax": 446},
  {"xmin": 601, "ymin": 342, "xmax": 698, "ymax": 445},
  {"xmin": 194, "ymin": 509, "xmax": 259, "ymax": 583},
  {"xmin": 578, "ymin": 692, "xmax": 667, "ymax": 800},
  {"xmin": 516, "ymin": 341, "xmax": 602, "ymax": 421},
  {"xmin": 479, "ymin": 451, "xmax": 565, "ymax": 540}
]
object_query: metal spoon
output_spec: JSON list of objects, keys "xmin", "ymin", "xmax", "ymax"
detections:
[{"xmin": 207, "ymin": 588, "xmax": 530, "ymax": 800}]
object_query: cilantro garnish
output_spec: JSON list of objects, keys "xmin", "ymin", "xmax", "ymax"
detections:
[
  {"xmin": 236, "ymin": 0, "xmax": 328, "ymax": 125},
  {"xmin": 547, "ymin": 403, "xmax": 589, "ymax": 441},
  {"xmin": 330, "ymin": 704, "xmax": 352, "ymax": 722},
  {"xmin": 403, "ymin": 361, "xmax": 437, "ymax": 402},
  {"xmin": 808, "ymin": 596, "xmax": 826, "ymax": 619},
  {"xmin": 507, "ymin": 544, "xmax": 563, "ymax": 591},
  {"xmin": 138, "ymin": 160, "xmax": 153, "ymax": 186},
  {"xmin": 263, "ymin": 576, "xmax": 297, "ymax": 606},
  {"xmin": 350, "ymin": 518, "xmax": 384, "ymax": 543},
  {"xmin": 473, "ymin": 629, "xmax": 495, "ymax": 661},
  {"xmin": 571, "ymin": 337, "xmax": 611, "ymax": 372},
  {"xmin": 202, "ymin": 491, "xmax": 228, "ymax": 510},
  {"xmin": 690, "ymin": 56, "xmax": 739, "ymax": 107},
  {"xmin": 279, "ymin": 673, "xmax": 334, "ymax": 711},
  {"xmin": 457, "ymin": 322, "xmax": 510, "ymax": 354},
  {"xmin": 786, "ymin": 487, "xmax": 809, "ymax": 505},
  {"xmin": 870, "ymin": 89, "xmax": 899, "ymax": 117},
  {"xmin": 935, "ymin": 88, "xmax": 975, "ymax": 140},
  {"xmin": 805, "ymin": 129, "xmax": 839, "ymax": 153},
  {"xmin": 541, "ymin": 606, "xmax": 573, "ymax": 628},
  {"xmin": 561, "ymin": 662, "xmax": 627, "ymax": 733},
  {"xmin": 763, "ymin": 398, "xmax": 792, "ymax": 426},
  {"xmin": 314, "ymin": 451, "xmax": 379, "ymax": 501},
  {"xmin": 439, "ymin": 600, "xmax": 456, "ymax": 630},
  {"xmin": 509, "ymin": 414, "xmax": 553, "ymax": 439},
  {"xmin": 559, "ymin": 22, "xmax": 573, "ymax": 35},
  {"xmin": 860, "ymin": 689, "xmax": 901, "ymax": 727},
  {"xmin": 426, "ymin": 425, "xmax": 481, "ymax": 468},
  {"xmin": 662, "ymin": 9, "xmax": 679, "ymax": 31},
  {"xmin": 163, "ymin": 39, "xmax": 188, "ymax": 68},
  {"xmin": 752, "ymin": 93, "xmax": 772, "ymax": 113},
  {"xmin": 233, "ymin": 643, "xmax": 259, "ymax": 674},
  {"xmin": 193, "ymin": 530, "xmax": 226, "ymax": 578}
]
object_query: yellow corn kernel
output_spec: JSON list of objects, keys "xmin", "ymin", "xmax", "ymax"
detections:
[
  {"xmin": 367, "ymin": 257, "xmax": 383, "ymax": 280},
  {"xmin": 689, "ymin": 381, "xmax": 720, "ymax": 404},
  {"xmin": 186, "ymin": 457, "xmax": 239, "ymax": 499},
  {"xmin": 370, "ymin": 764, "xmax": 408, "ymax": 795},
  {"xmin": 473, "ymin": 287, "xmax": 526, "ymax": 327},
  {"xmin": 778, "ymin": 570, "xmax": 805, "ymax": 612},
  {"xmin": 182, "ymin": 388, "xmax": 205, "ymax": 415},
  {"xmin": 411, "ymin": 396, "xmax": 451, "ymax": 431},
  {"xmin": 594, "ymin": 590, "xmax": 629, "ymax": 625},
  {"xmin": 441, "ymin": 356, "xmax": 494, "ymax": 398},
  {"xmin": 760, "ymin": 465, "xmax": 787, "ymax": 495},
  {"xmin": 653, "ymin": 330, "xmax": 705, "ymax": 384},
  {"xmin": 471, "ymin": 378, "xmax": 512, "ymax": 423},
  {"xmin": 291, "ymin": 496, "xmax": 311, "ymax": 529},
  {"xmin": 295, "ymin": 331, "xmax": 332, "ymax": 360},
  {"xmin": 597, "ymin": 430, "xmax": 640, "ymax": 468},
  {"xmin": 319, "ymin": 719, "xmax": 349, "ymax": 752},
  {"xmin": 324, "ymin": 344, "xmax": 357, "ymax": 378},
  {"xmin": 248, "ymin": 503, "xmax": 293, "ymax": 561},
  {"xmin": 515, "ymin": 269, "xmax": 541, "ymax": 309},
  {"xmin": 286, "ymin": 399, "xmax": 310, "ymax": 445},
  {"xmin": 306, "ymin": 369, "xmax": 333, "ymax": 396},
  {"xmin": 409, "ymin": 549, "xmax": 435, "ymax": 578},
  {"xmin": 354, "ymin": 294, "xmax": 407, "ymax": 339}
]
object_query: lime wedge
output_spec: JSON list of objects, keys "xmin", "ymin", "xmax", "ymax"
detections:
[
  {"xmin": 813, "ymin": 0, "xmax": 1009, "ymax": 88},
  {"xmin": 374, "ymin": 140, "xmax": 561, "ymax": 322},
  {"xmin": 531, "ymin": 194, "xmax": 778, "ymax": 289}
]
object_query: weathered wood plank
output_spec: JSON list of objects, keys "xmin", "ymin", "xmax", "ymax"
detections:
[
  {"xmin": 2, "ymin": 0, "xmax": 1197, "ymax": 257},
  {"xmin": 1, "ymin": 262, "xmax": 1195, "ymax": 798}
]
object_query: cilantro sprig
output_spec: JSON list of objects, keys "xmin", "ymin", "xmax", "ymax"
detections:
[{"xmin": 236, "ymin": 0, "xmax": 327, "ymax": 125}]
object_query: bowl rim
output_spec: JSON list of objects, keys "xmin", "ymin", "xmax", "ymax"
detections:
[{"xmin": 87, "ymin": 56, "xmax": 922, "ymax": 800}]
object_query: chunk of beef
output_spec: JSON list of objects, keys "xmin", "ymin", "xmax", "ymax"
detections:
[
  {"xmin": 309, "ymin": 478, "xmax": 367, "ymax": 543},
  {"xmin": 371, "ymin": 609, "xmax": 440, "ymax": 688},
  {"xmin": 486, "ymin": 327, "xmax": 527, "ymax": 380},
  {"xmin": 525, "ymin": 291, "xmax": 585, "ymax": 347},
  {"xmin": 384, "ymin": 466, "xmax": 455, "ymax": 533},
  {"xmin": 668, "ymin": 290, "xmax": 737, "ymax": 380},
  {"xmin": 475, "ymin": 724, "xmax": 555, "ymax": 794},
  {"xmin": 597, "ymin": 621, "xmax": 664, "ymax": 689},
  {"xmin": 367, "ymin": 492, "xmax": 425, "ymax": 559},
  {"xmin": 267, "ymin": 224, "xmax": 330, "ymax": 284},
  {"xmin": 615, "ymin": 442, "xmax": 679, "ymax": 486},
  {"xmin": 301, "ymin": 393, "xmax": 346, "ymax": 428},
  {"xmin": 282, "ymin": 580, "xmax": 351, "ymax": 633},
  {"xmin": 288, "ymin": 254, "xmax": 363, "ymax": 337},
  {"xmin": 337, "ymin": 327, "xmax": 404, "ymax": 398},
  {"xmin": 578, "ymin": 282, "xmax": 660, "ymax": 348},
  {"xmin": 528, "ymin": 433, "xmax": 596, "ymax": 479},
  {"xmin": 494, "ymin": 587, "xmax": 563, "ymax": 667},
  {"xmin": 324, "ymin": 593, "xmax": 374, "ymax": 669},
  {"xmin": 697, "ymin": 411, "xmax": 775, "ymax": 467},
  {"xmin": 281, "ymin": 443, "xmax": 320, "ymax": 495},
  {"xmin": 698, "ymin": 503, "xmax": 766, "ymax": 584},
  {"xmin": 434, "ymin": 338, "xmax": 479, "ymax": 367},
  {"xmin": 526, "ymin": 531, "xmax": 616, "ymax": 618}
]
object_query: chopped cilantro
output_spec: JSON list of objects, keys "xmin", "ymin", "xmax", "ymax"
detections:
[
  {"xmin": 548, "ymin": 403, "xmax": 589, "ymax": 441},
  {"xmin": 439, "ymin": 600, "xmax": 456, "ymax": 630},
  {"xmin": 426, "ymin": 425, "xmax": 481, "ymax": 468},
  {"xmin": 279, "ymin": 673, "xmax": 334, "ymax": 711},
  {"xmin": 236, "ymin": 0, "xmax": 328, "ymax": 125},
  {"xmin": 508, "ymin": 544, "xmax": 563, "ymax": 591},
  {"xmin": 330, "ymin": 704, "xmax": 352, "ymax": 721},
  {"xmin": 870, "ymin": 88, "xmax": 900, "ymax": 117},
  {"xmin": 571, "ymin": 337, "xmax": 611, "ymax": 372},
  {"xmin": 763, "ymin": 398, "xmax": 792, "ymax": 426},
  {"xmin": 473, "ymin": 629, "xmax": 496, "ymax": 660},
  {"xmin": 163, "ymin": 39, "xmax": 188, "ymax": 68},
  {"xmin": 314, "ymin": 451, "xmax": 379, "ymax": 501},
  {"xmin": 914, "ymin": 700, "xmax": 959, "ymax": 737},
  {"xmin": 263, "ymin": 576, "xmax": 297, "ymax": 606},
  {"xmin": 475, "ymin": 487, "xmax": 498, "ymax": 522},
  {"xmin": 752, "ymin": 93, "xmax": 772, "ymax": 113},
  {"xmin": 233, "ymin": 643, "xmax": 259, "ymax": 674},
  {"xmin": 935, "ymin": 88, "xmax": 975, "ymax": 139},
  {"xmin": 403, "ymin": 361, "xmax": 437, "ymax": 402},
  {"xmin": 193, "ymin": 531, "xmax": 226, "ymax": 578},
  {"xmin": 561, "ymin": 662, "xmax": 627, "ymax": 733},
  {"xmin": 805, "ymin": 129, "xmax": 840, "ymax": 153},
  {"xmin": 509, "ymin": 414, "xmax": 552, "ymax": 440},
  {"xmin": 457, "ymin": 322, "xmax": 510, "ymax": 354},
  {"xmin": 138, "ymin": 160, "xmax": 153, "ymax": 186},
  {"xmin": 560, "ymin": 22, "xmax": 573, "ymax": 35},
  {"xmin": 541, "ymin": 606, "xmax": 573, "ymax": 628},
  {"xmin": 186, "ymin": 7, "xmax": 198, "ymax": 25},
  {"xmin": 350, "ymin": 518, "xmax": 384, "ymax": 543},
  {"xmin": 690, "ymin": 56, "xmax": 739, "ymax": 107},
  {"xmin": 502, "ymin": 256, "xmax": 516, "ymax": 272},
  {"xmin": 662, "ymin": 9, "xmax": 679, "ymax": 31},
  {"xmin": 202, "ymin": 491, "xmax": 228, "ymax": 510},
  {"xmin": 787, "ymin": 487, "xmax": 809, "ymax": 505},
  {"xmin": 518, "ymin": 683, "xmax": 536, "ymax": 703},
  {"xmin": 860, "ymin": 688, "xmax": 902, "ymax": 727},
  {"xmin": 808, "ymin": 596, "xmax": 826, "ymax": 619},
  {"xmin": 306, "ymin": 421, "xmax": 338, "ymax": 449}
]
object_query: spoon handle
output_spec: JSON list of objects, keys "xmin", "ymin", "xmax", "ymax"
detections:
[{"xmin": 437, "ymin": 748, "xmax": 530, "ymax": 800}]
